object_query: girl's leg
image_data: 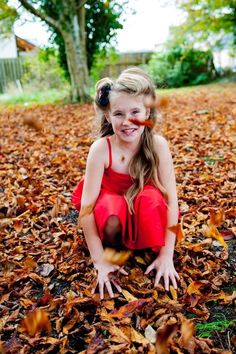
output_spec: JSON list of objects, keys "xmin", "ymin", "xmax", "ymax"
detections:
[
  {"xmin": 93, "ymin": 191, "xmax": 127, "ymax": 248},
  {"xmin": 103, "ymin": 215, "xmax": 122, "ymax": 247},
  {"xmin": 126, "ymin": 185, "xmax": 167, "ymax": 249}
]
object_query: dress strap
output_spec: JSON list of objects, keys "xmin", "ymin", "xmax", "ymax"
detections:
[{"xmin": 106, "ymin": 137, "xmax": 112, "ymax": 169}]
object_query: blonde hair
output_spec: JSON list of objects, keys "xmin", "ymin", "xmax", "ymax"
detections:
[{"xmin": 94, "ymin": 67, "xmax": 167, "ymax": 212}]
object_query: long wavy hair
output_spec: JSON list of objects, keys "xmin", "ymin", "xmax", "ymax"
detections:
[{"xmin": 94, "ymin": 67, "xmax": 167, "ymax": 212}]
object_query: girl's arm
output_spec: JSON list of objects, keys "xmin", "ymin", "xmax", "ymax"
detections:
[
  {"xmin": 145, "ymin": 135, "xmax": 180, "ymax": 290},
  {"xmin": 80, "ymin": 139, "xmax": 126, "ymax": 299}
]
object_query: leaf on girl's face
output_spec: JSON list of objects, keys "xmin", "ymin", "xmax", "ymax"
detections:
[
  {"xmin": 19, "ymin": 309, "xmax": 51, "ymax": 337},
  {"xmin": 103, "ymin": 247, "xmax": 132, "ymax": 266},
  {"xmin": 128, "ymin": 117, "xmax": 154, "ymax": 128}
]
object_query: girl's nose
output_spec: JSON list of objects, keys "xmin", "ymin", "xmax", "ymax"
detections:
[{"xmin": 123, "ymin": 115, "xmax": 132, "ymax": 125}]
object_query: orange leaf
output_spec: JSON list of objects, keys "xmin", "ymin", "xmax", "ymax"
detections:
[
  {"xmin": 204, "ymin": 224, "xmax": 227, "ymax": 248},
  {"xmin": 168, "ymin": 223, "xmax": 184, "ymax": 243},
  {"xmin": 19, "ymin": 309, "xmax": 51, "ymax": 337},
  {"xmin": 128, "ymin": 117, "xmax": 154, "ymax": 128},
  {"xmin": 187, "ymin": 281, "xmax": 209, "ymax": 296},
  {"xmin": 78, "ymin": 203, "xmax": 94, "ymax": 226},
  {"xmin": 63, "ymin": 308, "xmax": 80, "ymax": 334},
  {"xmin": 155, "ymin": 322, "xmax": 178, "ymax": 354},
  {"xmin": 109, "ymin": 298, "xmax": 153, "ymax": 319},
  {"xmin": 179, "ymin": 319, "xmax": 195, "ymax": 347},
  {"xmin": 209, "ymin": 209, "xmax": 225, "ymax": 226},
  {"xmin": 103, "ymin": 247, "xmax": 132, "ymax": 266}
]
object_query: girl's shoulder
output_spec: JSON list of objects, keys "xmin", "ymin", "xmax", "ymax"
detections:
[
  {"xmin": 89, "ymin": 136, "xmax": 108, "ymax": 151},
  {"xmin": 88, "ymin": 137, "xmax": 109, "ymax": 166},
  {"xmin": 153, "ymin": 133, "xmax": 169, "ymax": 152}
]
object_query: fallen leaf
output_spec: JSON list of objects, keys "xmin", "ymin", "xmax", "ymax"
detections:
[{"xmin": 19, "ymin": 309, "xmax": 51, "ymax": 337}]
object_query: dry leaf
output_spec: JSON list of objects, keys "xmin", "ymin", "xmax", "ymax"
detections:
[
  {"xmin": 103, "ymin": 247, "xmax": 132, "ymax": 266},
  {"xmin": 19, "ymin": 309, "xmax": 51, "ymax": 337}
]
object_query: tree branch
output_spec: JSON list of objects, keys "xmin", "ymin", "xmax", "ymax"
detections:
[
  {"xmin": 18, "ymin": 0, "xmax": 60, "ymax": 31},
  {"xmin": 77, "ymin": 0, "xmax": 100, "ymax": 11}
]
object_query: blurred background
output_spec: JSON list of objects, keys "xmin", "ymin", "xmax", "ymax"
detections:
[{"xmin": 0, "ymin": 0, "xmax": 235, "ymax": 104}]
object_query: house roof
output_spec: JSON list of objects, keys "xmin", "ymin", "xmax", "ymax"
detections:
[{"xmin": 16, "ymin": 35, "xmax": 38, "ymax": 52}]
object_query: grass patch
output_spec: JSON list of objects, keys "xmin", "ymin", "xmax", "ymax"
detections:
[
  {"xmin": 0, "ymin": 88, "xmax": 70, "ymax": 107},
  {"xmin": 196, "ymin": 317, "xmax": 236, "ymax": 338}
]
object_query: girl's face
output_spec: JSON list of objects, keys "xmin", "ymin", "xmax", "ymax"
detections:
[{"xmin": 106, "ymin": 92, "xmax": 150, "ymax": 144}]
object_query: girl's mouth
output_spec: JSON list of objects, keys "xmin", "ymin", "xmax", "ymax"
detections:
[{"xmin": 121, "ymin": 128, "xmax": 137, "ymax": 135}]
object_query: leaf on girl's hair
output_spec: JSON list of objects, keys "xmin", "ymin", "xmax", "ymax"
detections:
[
  {"xmin": 128, "ymin": 117, "xmax": 154, "ymax": 128},
  {"xmin": 78, "ymin": 203, "xmax": 94, "ymax": 226},
  {"xmin": 109, "ymin": 298, "xmax": 153, "ymax": 319},
  {"xmin": 103, "ymin": 247, "xmax": 132, "ymax": 266},
  {"xmin": 19, "ymin": 309, "xmax": 51, "ymax": 337}
]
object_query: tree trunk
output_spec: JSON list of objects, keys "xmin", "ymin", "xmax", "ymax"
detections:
[{"xmin": 62, "ymin": 13, "xmax": 91, "ymax": 103}]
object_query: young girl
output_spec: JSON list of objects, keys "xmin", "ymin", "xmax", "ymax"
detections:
[{"xmin": 72, "ymin": 67, "xmax": 180, "ymax": 299}]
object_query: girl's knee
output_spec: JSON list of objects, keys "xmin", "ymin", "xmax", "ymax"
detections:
[{"xmin": 105, "ymin": 215, "xmax": 121, "ymax": 229}]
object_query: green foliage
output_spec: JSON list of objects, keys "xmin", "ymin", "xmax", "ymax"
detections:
[
  {"xmin": 196, "ymin": 319, "xmax": 236, "ymax": 338},
  {"xmin": 90, "ymin": 48, "xmax": 119, "ymax": 88},
  {"xmin": 21, "ymin": 49, "xmax": 69, "ymax": 91},
  {"xmin": 169, "ymin": 0, "xmax": 236, "ymax": 50},
  {"xmin": 147, "ymin": 46, "xmax": 217, "ymax": 88},
  {"xmin": 0, "ymin": 0, "xmax": 19, "ymax": 33},
  {"xmin": 44, "ymin": 0, "xmax": 126, "ymax": 79}
]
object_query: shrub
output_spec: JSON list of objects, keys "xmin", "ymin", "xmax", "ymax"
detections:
[
  {"xmin": 21, "ymin": 49, "xmax": 69, "ymax": 92},
  {"xmin": 147, "ymin": 46, "xmax": 217, "ymax": 88}
]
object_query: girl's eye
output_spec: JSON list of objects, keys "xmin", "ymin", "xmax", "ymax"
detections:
[
  {"xmin": 114, "ymin": 112, "xmax": 122, "ymax": 117},
  {"xmin": 132, "ymin": 110, "xmax": 139, "ymax": 115}
]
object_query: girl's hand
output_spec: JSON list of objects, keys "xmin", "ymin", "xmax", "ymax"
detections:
[
  {"xmin": 92, "ymin": 261, "xmax": 128, "ymax": 300},
  {"xmin": 145, "ymin": 254, "xmax": 180, "ymax": 291}
]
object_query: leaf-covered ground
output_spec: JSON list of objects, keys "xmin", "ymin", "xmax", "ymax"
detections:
[{"xmin": 0, "ymin": 83, "xmax": 235, "ymax": 353}]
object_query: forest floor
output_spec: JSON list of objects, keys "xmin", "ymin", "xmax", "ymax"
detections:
[{"xmin": 0, "ymin": 82, "xmax": 235, "ymax": 353}]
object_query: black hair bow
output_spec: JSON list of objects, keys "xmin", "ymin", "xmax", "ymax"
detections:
[{"xmin": 98, "ymin": 83, "xmax": 111, "ymax": 107}]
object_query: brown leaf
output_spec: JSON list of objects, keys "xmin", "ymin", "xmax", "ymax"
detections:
[
  {"xmin": 19, "ymin": 309, "xmax": 51, "ymax": 337},
  {"xmin": 155, "ymin": 322, "xmax": 178, "ymax": 354},
  {"xmin": 103, "ymin": 247, "xmax": 132, "ymax": 266},
  {"xmin": 109, "ymin": 298, "xmax": 153, "ymax": 319},
  {"xmin": 23, "ymin": 115, "xmax": 43, "ymax": 131}
]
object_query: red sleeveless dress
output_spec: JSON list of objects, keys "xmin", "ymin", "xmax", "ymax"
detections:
[{"xmin": 72, "ymin": 137, "xmax": 169, "ymax": 250}]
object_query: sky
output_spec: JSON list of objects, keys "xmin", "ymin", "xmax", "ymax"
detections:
[{"xmin": 13, "ymin": 0, "xmax": 184, "ymax": 52}]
